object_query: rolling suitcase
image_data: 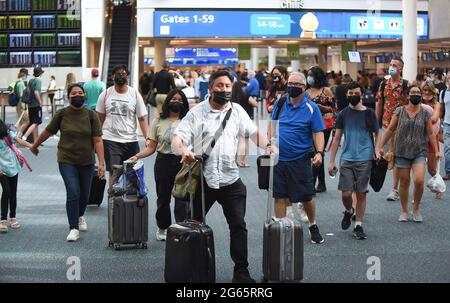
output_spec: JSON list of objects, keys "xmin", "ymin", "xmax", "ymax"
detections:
[
  {"xmin": 108, "ymin": 162, "xmax": 148, "ymax": 250},
  {"xmin": 262, "ymin": 155, "xmax": 303, "ymax": 283},
  {"xmin": 88, "ymin": 167, "xmax": 106, "ymax": 207},
  {"xmin": 164, "ymin": 157, "xmax": 216, "ymax": 283}
]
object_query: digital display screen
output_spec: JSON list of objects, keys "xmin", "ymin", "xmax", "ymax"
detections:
[{"xmin": 154, "ymin": 10, "xmax": 429, "ymax": 39}]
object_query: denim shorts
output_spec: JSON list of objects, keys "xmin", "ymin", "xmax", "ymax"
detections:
[
  {"xmin": 273, "ymin": 157, "xmax": 315, "ymax": 203},
  {"xmin": 394, "ymin": 156, "xmax": 427, "ymax": 169}
]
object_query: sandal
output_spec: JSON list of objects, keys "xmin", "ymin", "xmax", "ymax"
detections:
[
  {"xmin": 9, "ymin": 218, "xmax": 21, "ymax": 229},
  {"xmin": 0, "ymin": 220, "xmax": 8, "ymax": 233}
]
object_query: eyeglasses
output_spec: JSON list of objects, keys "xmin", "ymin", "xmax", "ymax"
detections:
[{"xmin": 287, "ymin": 82, "xmax": 306, "ymax": 87}]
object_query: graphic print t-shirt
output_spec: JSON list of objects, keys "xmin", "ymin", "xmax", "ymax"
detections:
[
  {"xmin": 96, "ymin": 86, "xmax": 148, "ymax": 143},
  {"xmin": 148, "ymin": 117, "xmax": 180, "ymax": 154}
]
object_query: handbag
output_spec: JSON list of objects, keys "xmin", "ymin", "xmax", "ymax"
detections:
[
  {"xmin": 370, "ymin": 158, "xmax": 388, "ymax": 192},
  {"xmin": 384, "ymin": 107, "xmax": 404, "ymax": 170},
  {"xmin": 172, "ymin": 108, "xmax": 233, "ymax": 200},
  {"xmin": 147, "ymin": 92, "xmax": 157, "ymax": 107}
]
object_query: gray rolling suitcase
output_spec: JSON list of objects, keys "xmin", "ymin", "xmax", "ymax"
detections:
[
  {"xmin": 108, "ymin": 162, "xmax": 148, "ymax": 250},
  {"xmin": 262, "ymin": 155, "xmax": 303, "ymax": 282}
]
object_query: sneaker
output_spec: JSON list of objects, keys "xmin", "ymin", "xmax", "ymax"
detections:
[
  {"xmin": 412, "ymin": 211, "xmax": 423, "ymax": 223},
  {"xmin": 398, "ymin": 213, "xmax": 409, "ymax": 222},
  {"xmin": 353, "ymin": 225, "xmax": 367, "ymax": 240},
  {"xmin": 156, "ymin": 228, "xmax": 167, "ymax": 241},
  {"xmin": 442, "ymin": 174, "xmax": 450, "ymax": 181},
  {"xmin": 66, "ymin": 229, "xmax": 79, "ymax": 242},
  {"xmin": 79, "ymin": 216, "xmax": 87, "ymax": 232},
  {"xmin": 387, "ymin": 190, "xmax": 400, "ymax": 201},
  {"xmin": 315, "ymin": 183, "xmax": 327, "ymax": 193},
  {"xmin": 309, "ymin": 224, "xmax": 324, "ymax": 244},
  {"xmin": 0, "ymin": 220, "xmax": 8, "ymax": 233},
  {"xmin": 341, "ymin": 208, "xmax": 354, "ymax": 230},
  {"xmin": 297, "ymin": 204, "xmax": 309, "ymax": 223},
  {"xmin": 232, "ymin": 269, "xmax": 256, "ymax": 283}
]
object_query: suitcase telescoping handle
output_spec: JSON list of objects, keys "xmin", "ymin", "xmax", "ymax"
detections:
[
  {"xmin": 265, "ymin": 155, "xmax": 276, "ymax": 224},
  {"xmin": 188, "ymin": 156, "xmax": 207, "ymax": 224}
]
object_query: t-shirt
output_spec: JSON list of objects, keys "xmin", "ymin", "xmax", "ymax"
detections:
[
  {"xmin": 14, "ymin": 80, "xmax": 25, "ymax": 102},
  {"xmin": 271, "ymin": 94, "xmax": 325, "ymax": 161},
  {"xmin": 28, "ymin": 78, "xmax": 42, "ymax": 108},
  {"xmin": 46, "ymin": 107, "xmax": 103, "ymax": 166},
  {"xmin": 0, "ymin": 130, "xmax": 21, "ymax": 177},
  {"xmin": 96, "ymin": 86, "xmax": 148, "ymax": 143},
  {"xmin": 84, "ymin": 79, "xmax": 106, "ymax": 110},
  {"xmin": 335, "ymin": 107, "xmax": 380, "ymax": 162},
  {"xmin": 148, "ymin": 117, "xmax": 180, "ymax": 154},
  {"xmin": 440, "ymin": 89, "xmax": 450, "ymax": 125}
]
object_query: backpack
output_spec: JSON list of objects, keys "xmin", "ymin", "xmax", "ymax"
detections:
[
  {"xmin": 8, "ymin": 80, "xmax": 21, "ymax": 106},
  {"xmin": 56, "ymin": 107, "xmax": 96, "ymax": 135},
  {"xmin": 21, "ymin": 79, "xmax": 35, "ymax": 105}
]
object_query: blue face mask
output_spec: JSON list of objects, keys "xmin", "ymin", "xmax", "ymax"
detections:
[
  {"xmin": 388, "ymin": 67, "xmax": 397, "ymax": 76},
  {"xmin": 307, "ymin": 76, "xmax": 315, "ymax": 87}
]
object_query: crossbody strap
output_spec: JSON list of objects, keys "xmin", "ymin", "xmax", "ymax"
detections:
[
  {"xmin": 4, "ymin": 136, "xmax": 32, "ymax": 172},
  {"xmin": 202, "ymin": 107, "xmax": 233, "ymax": 161},
  {"xmin": 391, "ymin": 106, "xmax": 404, "ymax": 153}
]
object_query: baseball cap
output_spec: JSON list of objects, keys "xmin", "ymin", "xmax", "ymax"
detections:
[
  {"xmin": 33, "ymin": 65, "xmax": 44, "ymax": 77},
  {"xmin": 91, "ymin": 68, "xmax": 99, "ymax": 77}
]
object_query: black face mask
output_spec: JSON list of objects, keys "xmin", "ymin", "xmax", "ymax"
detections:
[
  {"xmin": 213, "ymin": 91, "xmax": 232, "ymax": 105},
  {"xmin": 114, "ymin": 75, "xmax": 128, "ymax": 87},
  {"xmin": 168, "ymin": 102, "xmax": 184, "ymax": 113},
  {"xmin": 287, "ymin": 86, "xmax": 303, "ymax": 98},
  {"xmin": 272, "ymin": 76, "xmax": 281, "ymax": 83},
  {"xmin": 348, "ymin": 95, "xmax": 361, "ymax": 106},
  {"xmin": 71, "ymin": 96, "xmax": 85, "ymax": 108},
  {"xmin": 410, "ymin": 95, "xmax": 422, "ymax": 105}
]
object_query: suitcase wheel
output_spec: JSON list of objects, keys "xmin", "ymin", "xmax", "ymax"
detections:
[
  {"xmin": 114, "ymin": 244, "xmax": 121, "ymax": 250},
  {"xmin": 108, "ymin": 241, "xmax": 113, "ymax": 248},
  {"xmin": 141, "ymin": 242, "xmax": 148, "ymax": 249}
]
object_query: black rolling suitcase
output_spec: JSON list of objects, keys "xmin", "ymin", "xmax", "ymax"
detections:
[
  {"xmin": 262, "ymin": 156, "xmax": 303, "ymax": 282},
  {"xmin": 164, "ymin": 158, "xmax": 216, "ymax": 283},
  {"xmin": 108, "ymin": 161, "xmax": 148, "ymax": 250},
  {"xmin": 88, "ymin": 167, "xmax": 106, "ymax": 206}
]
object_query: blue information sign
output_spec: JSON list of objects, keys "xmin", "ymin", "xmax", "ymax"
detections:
[{"xmin": 154, "ymin": 10, "xmax": 428, "ymax": 39}]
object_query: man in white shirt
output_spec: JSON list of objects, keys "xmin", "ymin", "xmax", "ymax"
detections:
[
  {"xmin": 96, "ymin": 65, "xmax": 149, "ymax": 187},
  {"xmin": 172, "ymin": 70, "xmax": 276, "ymax": 283}
]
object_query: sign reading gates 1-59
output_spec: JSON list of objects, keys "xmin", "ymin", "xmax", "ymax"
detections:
[{"xmin": 154, "ymin": 10, "xmax": 428, "ymax": 39}]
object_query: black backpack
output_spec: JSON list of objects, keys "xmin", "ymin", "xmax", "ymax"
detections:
[
  {"xmin": 21, "ymin": 79, "xmax": 35, "ymax": 105},
  {"xmin": 8, "ymin": 80, "xmax": 22, "ymax": 106}
]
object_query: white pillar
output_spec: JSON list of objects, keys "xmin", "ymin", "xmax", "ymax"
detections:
[
  {"xmin": 154, "ymin": 39, "xmax": 167, "ymax": 72},
  {"xmin": 251, "ymin": 48, "xmax": 260, "ymax": 72},
  {"xmin": 291, "ymin": 60, "xmax": 300, "ymax": 73},
  {"xmin": 268, "ymin": 47, "xmax": 276, "ymax": 71},
  {"xmin": 402, "ymin": 0, "xmax": 418, "ymax": 82}
]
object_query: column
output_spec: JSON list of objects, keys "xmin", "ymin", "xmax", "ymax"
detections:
[
  {"xmin": 154, "ymin": 39, "xmax": 167, "ymax": 72},
  {"xmin": 402, "ymin": 0, "xmax": 418, "ymax": 81},
  {"xmin": 291, "ymin": 60, "xmax": 300, "ymax": 73},
  {"xmin": 268, "ymin": 47, "xmax": 276, "ymax": 71},
  {"xmin": 251, "ymin": 48, "xmax": 260, "ymax": 71},
  {"xmin": 318, "ymin": 45, "xmax": 328, "ymax": 71}
]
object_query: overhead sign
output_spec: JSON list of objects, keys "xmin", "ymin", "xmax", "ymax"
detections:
[
  {"xmin": 174, "ymin": 48, "xmax": 237, "ymax": 58},
  {"xmin": 154, "ymin": 10, "xmax": 428, "ymax": 39},
  {"xmin": 287, "ymin": 44, "xmax": 299, "ymax": 60}
]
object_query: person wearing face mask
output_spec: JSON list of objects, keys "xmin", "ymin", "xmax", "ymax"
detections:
[
  {"xmin": 151, "ymin": 62, "xmax": 177, "ymax": 117},
  {"xmin": 376, "ymin": 85, "xmax": 439, "ymax": 223},
  {"xmin": 128, "ymin": 89, "xmax": 190, "ymax": 241},
  {"xmin": 172, "ymin": 69, "xmax": 276, "ymax": 283},
  {"xmin": 96, "ymin": 65, "xmax": 149, "ymax": 191},
  {"xmin": 30, "ymin": 84, "xmax": 105, "ymax": 242},
  {"xmin": 306, "ymin": 66, "xmax": 337, "ymax": 193},
  {"xmin": 266, "ymin": 66, "xmax": 288, "ymax": 113},
  {"xmin": 269, "ymin": 72, "xmax": 326, "ymax": 244},
  {"xmin": 440, "ymin": 73, "xmax": 450, "ymax": 180},
  {"xmin": 376, "ymin": 59, "xmax": 409, "ymax": 202},
  {"xmin": 420, "ymin": 81, "xmax": 442, "ymax": 198},
  {"xmin": 328, "ymin": 82, "xmax": 380, "ymax": 240}
]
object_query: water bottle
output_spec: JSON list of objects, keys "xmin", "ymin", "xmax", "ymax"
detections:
[{"xmin": 329, "ymin": 166, "xmax": 338, "ymax": 179}]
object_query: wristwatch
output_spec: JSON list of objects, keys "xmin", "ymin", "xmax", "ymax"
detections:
[{"xmin": 316, "ymin": 151, "xmax": 325, "ymax": 157}]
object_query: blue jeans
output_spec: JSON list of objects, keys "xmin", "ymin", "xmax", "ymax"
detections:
[
  {"xmin": 59, "ymin": 163, "xmax": 95, "ymax": 230},
  {"xmin": 445, "ymin": 123, "xmax": 450, "ymax": 175}
]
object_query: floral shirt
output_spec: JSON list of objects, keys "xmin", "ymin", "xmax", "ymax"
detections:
[{"xmin": 376, "ymin": 78, "xmax": 406, "ymax": 129}]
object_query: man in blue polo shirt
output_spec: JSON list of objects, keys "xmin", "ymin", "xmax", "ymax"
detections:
[{"xmin": 270, "ymin": 72, "xmax": 326, "ymax": 244}]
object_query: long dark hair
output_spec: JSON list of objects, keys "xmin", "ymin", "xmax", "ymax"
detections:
[
  {"xmin": 0, "ymin": 119, "xmax": 8, "ymax": 138},
  {"xmin": 308, "ymin": 66, "xmax": 328, "ymax": 89},
  {"xmin": 160, "ymin": 89, "xmax": 189, "ymax": 120}
]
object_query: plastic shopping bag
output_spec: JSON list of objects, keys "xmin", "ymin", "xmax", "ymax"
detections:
[
  {"xmin": 427, "ymin": 173, "xmax": 446, "ymax": 194},
  {"xmin": 133, "ymin": 160, "xmax": 148, "ymax": 198}
]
